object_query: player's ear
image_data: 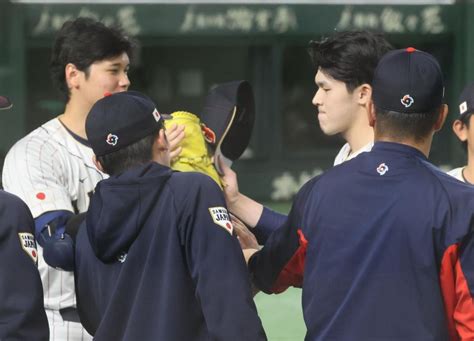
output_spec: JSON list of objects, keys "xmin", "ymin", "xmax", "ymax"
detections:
[
  {"xmin": 452, "ymin": 116, "xmax": 468, "ymax": 142},
  {"xmin": 357, "ymin": 83, "xmax": 372, "ymax": 106},
  {"xmin": 367, "ymin": 100, "xmax": 376, "ymax": 128},
  {"xmin": 92, "ymin": 156, "xmax": 105, "ymax": 173},
  {"xmin": 434, "ymin": 104, "xmax": 448, "ymax": 132},
  {"xmin": 65, "ymin": 63, "xmax": 82, "ymax": 90}
]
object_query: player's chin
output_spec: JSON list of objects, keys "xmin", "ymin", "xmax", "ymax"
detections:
[{"xmin": 318, "ymin": 121, "xmax": 338, "ymax": 136}]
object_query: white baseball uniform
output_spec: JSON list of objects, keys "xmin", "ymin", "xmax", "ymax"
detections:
[
  {"xmin": 448, "ymin": 167, "xmax": 467, "ymax": 182},
  {"xmin": 333, "ymin": 142, "xmax": 373, "ymax": 166},
  {"xmin": 3, "ymin": 117, "xmax": 105, "ymax": 340}
]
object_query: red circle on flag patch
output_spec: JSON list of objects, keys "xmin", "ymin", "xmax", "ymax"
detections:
[
  {"xmin": 226, "ymin": 223, "xmax": 232, "ymax": 230},
  {"xmin": 36, "ymin": 192, "xmax": 46, "ymax": 200},
  {"xmin": 32, "ymin": 250, "xmax": 37, "ymax": 258}
]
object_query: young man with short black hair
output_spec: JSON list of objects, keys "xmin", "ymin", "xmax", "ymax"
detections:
[
  {"xmin": 74, "ymin": 91, "xmax": 266, "ymax": 340},
  {"xmin": 220, "ymin": 30, "xmax": 392, "ymax": 244}
]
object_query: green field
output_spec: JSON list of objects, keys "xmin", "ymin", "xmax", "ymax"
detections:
[
  {"xmin": 255, "ymin": 202, "xmax": 306, "ymax": 341},
  {"xmin": 255, "ymin": 288, "xmax": 305, "ymax": 341}
]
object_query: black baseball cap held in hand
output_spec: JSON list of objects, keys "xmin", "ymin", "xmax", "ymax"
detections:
[
  {"xmin": 372, "ymin": 47, "xmax": 444, "ymax": 114},
  {"xmin": 0, "ymin": 96, "xmax": 12, "ymax": 110},
  {"xmin": 200, "ymin": 80, "xmax": 255, "ymax": 174},
  {"xmin": 458, "ymin": 83, "xmax": 474, "ymax": 118},
  {"xmin": 86, "ymin": 91, "xmax": 164, "ymax": 156}
]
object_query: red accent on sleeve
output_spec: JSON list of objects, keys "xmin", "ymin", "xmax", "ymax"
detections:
[
  {"xmin": 439, "ymin": 244, "xmax": 474, "ymax": 341},
  {"xmin": 454, "ymin": 255, "xmax": 474, "ymax": 339},
  {"xmin": 440, "ymin": 244, "xmax": 460, "ymax": 341},
  {"xmin": 406, "ymin": 47, "xmax": 416, "ymax": 53},
  {"xmin": 271, "ymin": 229, "xmax": 308, "ymax": 294}
]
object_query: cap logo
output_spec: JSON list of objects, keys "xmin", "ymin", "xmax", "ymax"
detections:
[
  {"xmin": 401, "ymin": 94, "xmax": 414, "ymax": 108},
  {"xmin": 460, "ymin": 101, "xmax": 468, "ymax": 115},
  {"xmin": 152, "ymin": 108, "xmax": 161, "ymax": 122},
  {"xmin": 377, "ymin": 163, "xmax": 389, "ymax": 176},
  {"xmin": 106, "ymin": 133, "xmax": 118, "ymax": 146}
]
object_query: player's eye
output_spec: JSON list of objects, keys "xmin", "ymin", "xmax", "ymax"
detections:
[{"xmin": 108, "ymin": 69, "xmax": 119, "ymax": 74}]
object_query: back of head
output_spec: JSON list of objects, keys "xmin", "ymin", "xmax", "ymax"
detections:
[
  {"xmin": 50, "ymin": 17, "xmax": 135, "ymax": 101},
  {"xmin": 86, "ymin": 91, "xmax": 165, "ymax": 175},
  {"xmin": 372, "ymin": 47, "xmax": 445, "ymax": 142},
  {"xmin": 308, "ymin": 30, "xmax": 392, "ymax": 91}
]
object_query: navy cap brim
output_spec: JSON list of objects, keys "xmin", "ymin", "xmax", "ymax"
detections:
[{"xmin": 0, "ymin": 96, "xmax": 13, "ymax": 110}]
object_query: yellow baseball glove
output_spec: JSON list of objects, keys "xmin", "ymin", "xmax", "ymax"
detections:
[{"xmin": 164, "ymin": 111, "xmax": 222, "ymax": 188}]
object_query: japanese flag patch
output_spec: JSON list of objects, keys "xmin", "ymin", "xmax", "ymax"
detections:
[
  {"xmin": 208, "ymin": 207, "xmax": 233, "ymax": 235},
  {"xmin": 18, "ymin": 232, "xmax": 38, "ymax": 264}
]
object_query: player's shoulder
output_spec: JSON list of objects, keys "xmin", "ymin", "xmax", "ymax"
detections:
[
  {"xmin": 6, "ymin": 118, "xmax": 63, "ymax": 154},
  {"xmin": 169, "ymin": 170, "xmax": 220, "ymax": 190},
  {"xmin": 0, "ymin": 190, "xmax": 29, "ymax": 210},
  {"xmin": 0, "ymin": 191, "xmax": 32, "ymax": 229},
  {"xmin": 167, "ymin": 171, "xmax": 222, "ymax": 203}
]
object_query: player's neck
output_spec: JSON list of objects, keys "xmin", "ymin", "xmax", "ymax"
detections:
[
  {"xmin": 374, "ymin": 133, "xmax": 432, "ymax": 158},
  {"xmin": 463, "ymin": 155, "xmax": 474, "ymax": 184},
  {"xmin": 59, "ymin": 98, "xmax": 92, "ymax": 139},
  {"xmin": 342, "ymin": 119, "xmax": 374, "ymax": 155}
]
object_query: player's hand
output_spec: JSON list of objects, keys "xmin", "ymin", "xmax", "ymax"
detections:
[
  {"xmin": 231, "ymin": 214, "xmax": 259, "ymax": 250},
  {"xmin": 166, "ymin": 123, "xmax": 185, "ymax": 160},
  {"xmin": 218, "ymin": 155, "xmax": 240, "ymax": 207}
]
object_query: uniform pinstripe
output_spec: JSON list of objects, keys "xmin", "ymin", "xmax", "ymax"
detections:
[{"xmin": 3, "ymin": 117, "xmax": 105, "ymax": 340}]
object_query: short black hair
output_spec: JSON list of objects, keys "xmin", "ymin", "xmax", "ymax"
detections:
[
  {"xmin": 50, "ymin": 17, "xmax": 136, "ymax": 101},
  {"xmin": 97, "ymin": 128, "xmax": 161, "ymax": 176},
  {"xmin": 308, "ymin": 30, "xmax": 392, "ymax": 92},
  {"xmin": 375, "ymin": 107, "xmax": 441, "ymax": 142}
]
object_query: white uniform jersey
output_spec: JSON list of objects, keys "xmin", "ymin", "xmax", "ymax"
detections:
[
  {"xmin": 3, "ymin": 117, "xmax": 104, "ymax": 340},
  {"xmin": 448, "ymin": 167, "xmax": 465, "ymax": 182},
  {"xmin": 333, "ymin": 142, "xmax": 374, "ymax": 166}
]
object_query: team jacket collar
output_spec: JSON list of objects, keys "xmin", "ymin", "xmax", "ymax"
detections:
[{"xmin": 372, "ymin": 141, "xmax": 428, "ymax": 161}]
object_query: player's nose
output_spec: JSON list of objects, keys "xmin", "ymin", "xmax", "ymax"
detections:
[
  {"xmin": 119, "ymin": 73, "xmax": 131, "ymax": 90},
  {"xmin": 312, "ymin": 88, "xmax": 323, "ymax": 107}
]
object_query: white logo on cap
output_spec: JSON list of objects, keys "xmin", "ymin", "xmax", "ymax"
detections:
[
  {"xmin": 377, "ymin": 163, "xmax": 389, "ymax": 176},
  {"xmin": 460, "ymin": 101, "xmax": 468, "ymax": 115},
  {"xmin": 106, "ymin": 133, "xmax": 118, "ymax": 146},
  {"xmin": 401, "ymin": 94, "xmax": 414, "ymax": 108},
  {"xmin": 152, "ymin": 108, "xmax": 161, "ymax": 122}
]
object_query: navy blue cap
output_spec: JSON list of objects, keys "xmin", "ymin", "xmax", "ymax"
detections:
[
  {"xmin": 458, "ymin": 83, "xmax": 474, "ymax": 118},
  {"xmin": 86, "ymin": 91, "xmax": 163, "ymax": 156},
  {"xmin": 200, "ymin": 80, "xmax": 255, "ymax": 173},
  {"xmin": 0, "ymin": 96, "xmax": 12, "ymax": 110},
  {"xmin": 372, "ymin": 47, "xmax": 444, "ymax": 113}
]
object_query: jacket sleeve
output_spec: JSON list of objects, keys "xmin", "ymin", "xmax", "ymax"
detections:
[
  {"xmin": 248, "ymin": 177, "xmax": 318, "ymax": 294},
  {"xmin": 253, "ymin": 207, "xmax": 287, "ymax": 244},
  {"xmin": 181, "ymin": 175, "xmax": 266, "ymax": 341},
  {"xmin": 0, "ymin": 192, "xmax": 49, "ymax": 340}
]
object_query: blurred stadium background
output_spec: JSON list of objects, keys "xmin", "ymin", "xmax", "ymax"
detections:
[{"xmin": 0, "ymin": 0, "xmax": 468, "ymax": 339}]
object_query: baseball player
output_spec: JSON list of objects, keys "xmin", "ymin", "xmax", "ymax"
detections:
[
  {"xmin": 245, "ymin": 48, "xmax": 474, "ymax": 340},
  {"xmin": 448, "ymin": 83, "xmax": 474, "ymax": 183},
  {"xmin": 2, "ymin": 17, "xmax": 139, "ymax": 340},
  {"xmin": 74, "ymin": 91, "xmax": 266, "ymax": 340},
  {"xmin": 0, "ymin": 95, "xmax": 49, "ymax": 340},
  {"xmin": 220, "ymin": 31, "xmax": 392, "ymax": 244}
]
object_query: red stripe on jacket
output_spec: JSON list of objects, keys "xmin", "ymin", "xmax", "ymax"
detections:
[
  {"xmin": 439, "ymin": 243, "xmax": 474, "ymax": 340},
  {"xmin": 271, "ymin": 229, "xmax": 308, "ymax": 293}
]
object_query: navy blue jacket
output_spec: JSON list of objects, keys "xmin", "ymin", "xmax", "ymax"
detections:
[
  {"xmin": 0, "ymin": 191, "xmax": 49, "ymax": 340},
  {"xmin": 75, "ymin": 162, "xmax": 266, "ymax": 340},
  {"xmin": 250, "ymin": 142, "xmax": 474, "ymax": 340}
]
